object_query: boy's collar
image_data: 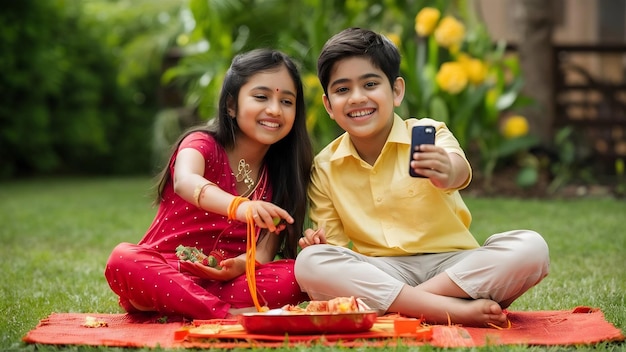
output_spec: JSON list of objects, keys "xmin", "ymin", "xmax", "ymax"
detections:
[
  {"xmin": 387, "ymin": 113, "xmax": 412, "ymax": 145},
  {"xmin": 329, "ymin": 113, "xmax": 410, "ymax": 161}
]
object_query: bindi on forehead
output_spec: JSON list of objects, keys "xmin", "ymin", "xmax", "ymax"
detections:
[{"xmin": 251, "ymin": 85, "xmax": 296, "ymax": 98}]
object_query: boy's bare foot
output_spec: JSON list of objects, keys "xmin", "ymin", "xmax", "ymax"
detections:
[
  {"xmin": 389, "ymin": 286, "xmax": 508, "ymax": 327},
  {"xmin": 450, "ymin": 298, "xmax": 508, "ymax": 327}
]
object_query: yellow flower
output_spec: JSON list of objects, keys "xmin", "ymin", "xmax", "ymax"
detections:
[
  {"xmin": 436, "ymin": 62, "xmax": 468, "ymax": 94},
  {"xmin": 434, "ymin": 16, "xmax": 465, "ymax": 49},
  {"xmin": 415, "ymin": 7, "xmax": 441, "ymax": 37},
  {"xmin": 457, "ymin": 54, "xmax": 488, "ymax": 85},
  {"xmin": 385, "ymin": 33, "xmax": 401, "ymax": 48},
  {"xmin": 303, "ymin": 73, "xmax": 320, "ymax": 90},
  {"xmin": 448, "ymin": 43, "xmax": 461, "ymax": 55},
  {"xmin": 502, "ymin": 115, "xmax": 529, "ymax": 139}
]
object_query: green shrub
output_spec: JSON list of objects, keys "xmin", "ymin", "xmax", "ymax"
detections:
[{"xmin": 0, "ymin": 0, "xmax": 157, "ymax": 178}]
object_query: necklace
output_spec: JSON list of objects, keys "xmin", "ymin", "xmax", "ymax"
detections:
[{"xmin": 236, "ymin": 159, "xmax": 254, "ymax": 191}]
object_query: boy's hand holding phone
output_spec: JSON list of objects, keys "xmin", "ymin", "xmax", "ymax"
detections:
[
  {"xmin": 409, "ymin": 125, "xmax": 436, "ymax": 178},
  {"xmin": 409, "ymin": 125, "xmax": 468, "ymax": 189}
]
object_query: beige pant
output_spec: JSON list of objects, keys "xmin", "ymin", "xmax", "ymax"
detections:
[{"xmin": 294, "ymin": 230, "xmax": 550, "ymax": 315}]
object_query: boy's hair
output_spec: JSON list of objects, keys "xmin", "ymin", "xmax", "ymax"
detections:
[
  {"xmin": 154, "ymin": 48, "xmax": 313, "ymax": 259},
  {"xmin": 317, "ymin": 27, "xmax": 401, "ymax": 96}
]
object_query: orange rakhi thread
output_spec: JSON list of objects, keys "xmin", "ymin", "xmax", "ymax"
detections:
[
  {"xmin": 227, "ymin": 196, "xmax": 267, "ymax": 312},
  {"xmin": 245, "ymin": 207, "xmax": 269, "ymax": 312},
  {"xmin": 487, "ymin": 319, "xmax": 512, "ymax": 330},
  {"xmin": 227, "ymin": 196, "xmax": 249, "ymax": 221}
]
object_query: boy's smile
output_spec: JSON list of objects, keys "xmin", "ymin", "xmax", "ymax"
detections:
[
  {"xmin": 348, "ymin": 108, "xmax": 375, "ymax": 119},
  {"xmin": 323, "ymin": 56, "xmax": 405, "ymax": 155}
]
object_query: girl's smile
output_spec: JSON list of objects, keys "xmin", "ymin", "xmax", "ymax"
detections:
[{"xmin": 235, "ymin": 66, "xmax": 297, "ymax": 147}]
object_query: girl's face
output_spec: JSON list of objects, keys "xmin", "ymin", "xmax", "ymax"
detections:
[{"xmin": 233, "ymin": 66, "xmax": 297, "ymax": 147}]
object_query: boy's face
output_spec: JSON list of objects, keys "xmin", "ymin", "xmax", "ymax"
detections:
[{"xmin": 322, "ymin": 56, "xmax": 404, "ymax": 141}]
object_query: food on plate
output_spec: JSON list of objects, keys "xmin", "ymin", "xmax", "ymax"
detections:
[
  {"xmin": 296, "ymin": 300, "xmax": 329, "ymax": 312},
  {"xmin": 175, "ymin": 245, "xmax": 223, "ymax": 270},
  {"xmin": 83, "ymin": 316, "xmax": 108, "ymax": 328},
  {"xmin": 282, "ymin": 296, "xmax": 363, "ymax": 314},
  {"xmin": 328, "ymin": 296, "xmax": 360, "ymax": 313}
]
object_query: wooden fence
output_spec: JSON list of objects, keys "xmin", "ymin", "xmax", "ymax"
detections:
[{"xmin": 553, "ymin": 44, "xmax": 626, "ymax": 175}]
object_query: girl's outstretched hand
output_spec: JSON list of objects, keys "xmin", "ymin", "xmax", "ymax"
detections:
[
  {"xmin": 180, "ymin": 257, "xmax": 246, "ymax": 281},
  {"xmin": 238, "ymin": 200, "xmax": 293, "ymax": 233},
  {"xmin": 298, "ymin": 227, "xmax": 327, "ymax": 249}
]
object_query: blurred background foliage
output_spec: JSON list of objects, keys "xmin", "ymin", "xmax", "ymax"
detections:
[
  {"xmin": 1, "ymin": 0, "xmax": 165, "ymax": 177},
  {"xmin": 1, "ymin": 0, "xmax": 534, "ymax": 184}
]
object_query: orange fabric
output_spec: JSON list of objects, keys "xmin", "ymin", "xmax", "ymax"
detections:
[{"xmin": 23, "ymin": 307, "xmax": 624, "ymax": 348}]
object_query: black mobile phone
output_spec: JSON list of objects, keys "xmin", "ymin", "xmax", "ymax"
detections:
[{"xmin": 409, "ymin": 125, "xmax": 436, "ymax": 178}]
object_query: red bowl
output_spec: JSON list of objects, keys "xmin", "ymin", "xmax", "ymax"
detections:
[{"xmin": 238, "ymin": 311, "xmax": 378, "ymax": 335}]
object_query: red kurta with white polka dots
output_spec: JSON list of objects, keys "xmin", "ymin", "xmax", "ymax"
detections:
[{"xmin": 105, "ymin": 132, "xmax": 308, "ymax": 319}]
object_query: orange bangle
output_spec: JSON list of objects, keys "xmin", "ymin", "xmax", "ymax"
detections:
[{"xmin": 227, "ymin": 196, "xmax": 249, "ymax": 221}]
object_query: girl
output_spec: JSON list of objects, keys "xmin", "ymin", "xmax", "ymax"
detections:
[{"xmin": 105, "ymin": 49, "xmax": 313, "ymax": 319}]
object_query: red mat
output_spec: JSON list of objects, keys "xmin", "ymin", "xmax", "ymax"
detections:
[{"xmin": 23, "ymin": 307, "xmax": 624, "ymax": 348}]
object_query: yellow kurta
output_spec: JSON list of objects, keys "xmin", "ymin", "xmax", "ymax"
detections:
[{"xmin": 308, "ymin": 114, "xmax": 480, "ymax": 256}]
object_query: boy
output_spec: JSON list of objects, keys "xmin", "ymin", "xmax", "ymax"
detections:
[{"xmin": 294, "ymin": 28, "xmax": 549, "ymax": 327}]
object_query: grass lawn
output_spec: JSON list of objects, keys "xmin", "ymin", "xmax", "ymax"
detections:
[{"xmin": 1, "ymin": 177, "xmax": 624, "ymax": 351}]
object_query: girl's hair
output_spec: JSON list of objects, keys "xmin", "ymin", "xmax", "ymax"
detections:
[
  {"xmin": 154, "ymin": 48, "xmax": 313, "ymax": 259},
  {"xmin": 317, "ymin": 27, "xmax": 401, "ymax": 96}
]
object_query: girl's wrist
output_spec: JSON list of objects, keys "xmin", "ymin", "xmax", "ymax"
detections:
[{"xmin": 227, "ymin": 196, "xmax": 249, "ymax": 221}]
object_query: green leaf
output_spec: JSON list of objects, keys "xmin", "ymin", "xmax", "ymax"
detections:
[
  {"xmin": 516, "ymin": 166, "xmax": 539, "ymax": 188},
  {"xmin": 509, "ymin": 95, "xmax": 535, "ymax": 110},
  {"xmin": 429, "ymin": 96, "xmax": 449, "ymax": 124},
  {"xmin": 491, "ymin": 39, "xmax": 507, "ymax": 61},
  {"xmin": 495, "ymin": 135, "xmax": 540, "ymax": 158},
  {"xmin": 495, "ymin": 90, "xmax": 518, "ymax": 111},
  {"xmin": 503, "ymin": 55, "xmax": 521, "ymax": 76},
  {"xmin": 555, "ymin": 126, "xmax": 574, "ymax": 144},
  {"xmin": 421, "ymin": 65, "xmax": 437, "ymax": 101},
  {"xmin": 495, "ymin": 78, "xmax": 524, "ymax": 110},
  {"xmin": 453, "ymin": 86, "xmax": 489, "ymax": 148}
]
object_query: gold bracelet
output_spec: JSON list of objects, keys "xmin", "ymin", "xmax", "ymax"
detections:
[{"xmin": 193, "ymin": 182, "xmax": 213, "ymax": 209}]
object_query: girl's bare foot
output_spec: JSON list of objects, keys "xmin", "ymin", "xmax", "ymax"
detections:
[
  {"xmin": 129, "ymin": 299, "xmax": 154, "ymax": 312},
  {"xmin": 227, "ymin": 306, "xmax": 258, "ymax": 317}
]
